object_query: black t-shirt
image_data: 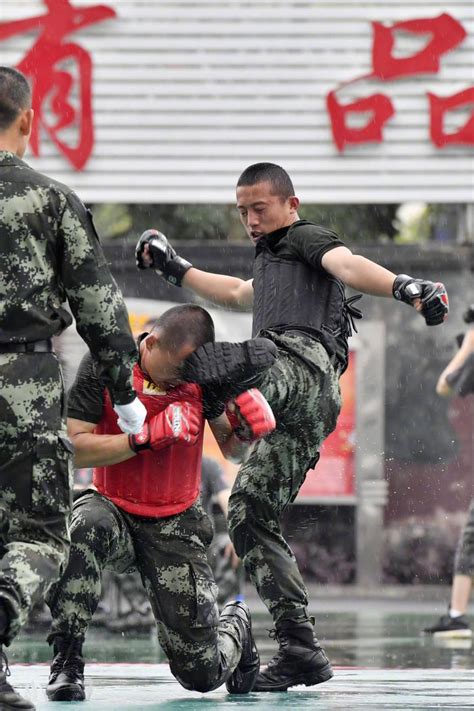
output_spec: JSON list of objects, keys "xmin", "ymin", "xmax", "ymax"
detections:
[
  {"xmin": 252, "ymin": 220, "xmax": 351, "ymax": 369},
  {"xmin": 67, "ymin": 351, "xmax": 223, "ymax": 423},
  {"xmin": 256, "ymin": 222, "xmax": 345, "ymax": 267}
]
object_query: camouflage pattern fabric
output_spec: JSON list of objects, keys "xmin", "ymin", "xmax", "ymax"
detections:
[
  {"xmin": 228, "ymin": 332, "xmax": 342, "ymax": 623},
  {"xmin": 0, "ymin": 150, "xmax": 137, "ymax": 646},
  {"xmin": 0, "ymin": 151, "xmax": 137, "ymax": 400},
  {"xmin": 47, "ymin": 491, "xmax": 242, "ymax": 692},
  {"xmin": 0, "ymin": 352, "xmax": 72, "ymax": 645},
  {"xmin": 208, "ymin": 532, "xmax": 244, "ymax": 608},
  {"xmin": 454, "ymin": 498, "xmax": 474, "ymax": 576}
]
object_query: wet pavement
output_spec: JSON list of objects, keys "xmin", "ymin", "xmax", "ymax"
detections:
[{"xmin": 6, "ymin": 596, "xmax": 474, "ymax": 709}]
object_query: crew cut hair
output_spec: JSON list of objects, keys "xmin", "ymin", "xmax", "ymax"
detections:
[
  {"xmin": 237, "ymin": 162, "xmax": 295, "ymax": 200},
  {"xmin": 150, "ymin": 304, "xmax": 215, "ymax": 350},
  {"xmin": 0, "ymin": 67, "xmax": 31, "ymax": 131}
]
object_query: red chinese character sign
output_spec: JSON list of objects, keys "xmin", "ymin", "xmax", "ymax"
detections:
[
  {"xmin": 327, "ymin": 12, "xmax": 473, "ymax": 152},
  {"xmin": 0, "ymin": 0, "xmax": 116, "ymax": 170}
]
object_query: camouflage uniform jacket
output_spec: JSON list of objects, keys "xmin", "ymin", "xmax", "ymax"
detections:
[{"xmin": 0, "ymin": 151, "xmax": 136, "ymax": 402}]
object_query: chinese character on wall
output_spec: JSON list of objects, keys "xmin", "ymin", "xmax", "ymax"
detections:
[
  {"xmin": 326, "ymin": 13, "xmax": 474, "ymax": 152},
  {"xmin": 0, "ymin": 0, "xmax": 116, "ymax": 170}
]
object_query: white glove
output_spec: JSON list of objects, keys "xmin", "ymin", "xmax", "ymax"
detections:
[{"xmin": 113, "ymin": 398, "xmax": 147, "ymax": 435}]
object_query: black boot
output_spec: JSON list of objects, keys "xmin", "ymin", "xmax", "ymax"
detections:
[
  {"xmin": 181, "ymin": 338, "xmax": 278, "ymax": 401},
  {"xmin": 0, "ymin": 647, "xmax": 35, "ymax": 710},
  {"xmin": 253, "ymin": 615, "xmax": 333, "ymax": 692},
  {"xmin": 220, "ymin": 601, "xmax": 260, "ymax": 694},
  {"xmin": 46, "ymin": 636, "xmax": 85, "ymax": 702}
]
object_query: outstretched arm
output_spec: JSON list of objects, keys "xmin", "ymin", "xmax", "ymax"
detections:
[
  {"xmin": 183, "ymin": 268, "xmax": 254, "ymax": 310},
  {"xmin": 321, "ymin": 245, "xmax": 449, "ymax": 326},
  {"xmin": 135, "ymin": 229, "xmax": 253, "ymax": 309},
  {"xmin": 321, "ymin": 246, "xmax": 396, "ymax": 296}
]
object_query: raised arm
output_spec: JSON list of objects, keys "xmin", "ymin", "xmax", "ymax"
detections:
[
  {"xmin": 321, "ymin": 245, "xmax": 449, "ymax": 326},
  {"xmin": 183, "ymin": 269, "xmax": 254, "ymax": 310},
  {"xmin": 321, "ymin": 246, "xmax": 395, "ymax": 296},
  {"xmin": 135, "ymin": 229, "xmax": 253, "ymax": 309}
]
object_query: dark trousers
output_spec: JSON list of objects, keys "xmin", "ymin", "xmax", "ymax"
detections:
[{"xmin": 47, "ymin": 491, "xmax": 242, "ymax": 692}]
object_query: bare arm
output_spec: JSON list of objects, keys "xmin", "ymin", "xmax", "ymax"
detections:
[
  {"xmin": 68, "ymin": 417, "xmax": 135, "ymax": 468},
  {"xmin": 437, "ymin": 330, "xmax": 474, "ymax": 397},
  {"xmin": 182, "ymin": 268, "xmax": 254, "ymax": 310},
  {"xmin": 208, "ymin": 414, "xmax": 252, "ymax": 464},
  {"xmin": 321, "ymin": 246, "xmax": 396, "ymax": 296}
]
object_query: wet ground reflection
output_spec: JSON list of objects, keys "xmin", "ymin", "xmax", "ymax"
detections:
[{"xmin": 13, "ymin": 610, "xmax": 473, "ymax": 671}]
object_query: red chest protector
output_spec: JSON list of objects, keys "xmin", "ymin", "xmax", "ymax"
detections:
[{"xmin": 93, "ymin": 365, "xmax": 204, "ymax": 518}]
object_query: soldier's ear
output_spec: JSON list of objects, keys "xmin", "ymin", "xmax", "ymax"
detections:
[
  {"xmin": 288, "ymin": 196, "xmax": 300, "ymax": 213},
  {"xmin": 19, "ymin": 109, "xmax": 34, "ymax": 138},
  {"xmin": 145, "ymin": 332, "xmax": 160, "ymax": 351}
]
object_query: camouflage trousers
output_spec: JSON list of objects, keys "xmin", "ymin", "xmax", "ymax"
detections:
[
  {"xmin": 0, "ymin": 353, "xmax": 72, "ymax": 645},
  {"xmin": 454, "ymin": 497, "xmax": 474, "ymax": 577},
  {"xmin": 47, "ymin": 491, "xmax": 242, "ymax": 693},
  {"xmin": 228, "ymin": 333, "xmax": 342, "ymax": 624}
]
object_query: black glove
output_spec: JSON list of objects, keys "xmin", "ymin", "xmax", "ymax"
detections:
[
  {"xmin": 393, "ymin": 274, "xmax": 449, "ymax": 326},
  {"xmin": 135, "ymin": 229, "xmax": 192, "ymax": 286}
]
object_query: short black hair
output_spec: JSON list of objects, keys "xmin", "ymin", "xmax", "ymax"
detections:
[
  {"xmin": 150, "ymin": 304, "xmax": 215, "ymax": 350},
  {"xmin": 0, "ymin": 66, "xmax": 31, "ymax": 131},
  {"xmin": 237, "ymin": 162, "xmax": 295, "ymax": 200}
]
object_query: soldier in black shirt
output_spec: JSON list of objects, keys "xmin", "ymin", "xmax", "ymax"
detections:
[{"xmin": 135, "ymin": 162, "xmax": 449, "ymax": 692}]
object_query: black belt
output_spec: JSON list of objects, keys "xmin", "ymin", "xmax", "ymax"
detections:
[{"xmin": 0, "ymin": 339, "xmax": 53, "ymax": 353}]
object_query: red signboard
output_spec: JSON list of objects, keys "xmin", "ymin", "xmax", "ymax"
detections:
[{"xmin": 298, "ymin": 351, "xmax": 356, "ymax": 499}]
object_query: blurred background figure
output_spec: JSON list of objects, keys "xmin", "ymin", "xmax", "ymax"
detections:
[
  {"xmin": 424, "ymin": 304, "xmax": 474, "ymax": 638},
  {"xmin": 200, "ymin": 457, "xmax": 244, "ymax": 608}
]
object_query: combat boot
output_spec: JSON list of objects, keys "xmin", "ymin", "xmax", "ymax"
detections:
[
  {"xmin": 220, "ymin": 600, "xmax": 260, "ymax": 694},
  {"xmin": 46, "ymin": 636, "xmax": 85, "ymax": 702},
  {"xmin": 181, "ymin": 338, "xmax": 278, "ymax": 401},
  {"xmin": 253, "ymin": 615, "xmax": 333, "ymax": 692},
  {"xmin": 0, "ymin": 647, "xmax": 35, "ymax": 710}
]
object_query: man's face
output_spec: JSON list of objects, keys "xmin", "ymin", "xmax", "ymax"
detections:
[
  {"xmin": 236, "ymin": 180, "xmax": 299, "ymax": 244},
  {"xmin": 140, "ymin": 333, "xmax": 195, "ymax": 387}
]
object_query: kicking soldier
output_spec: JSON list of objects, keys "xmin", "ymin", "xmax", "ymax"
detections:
[
  {"xmin": 0, "ymin": 66, "xmax": 145, "ymax": 710},
  {"xmin": 45, "ymin": 304, "xmax": 276, "ymax": 700},
  {"xmin": 135, "ymin": 162, "xmax": 449, "ymax": 692}
]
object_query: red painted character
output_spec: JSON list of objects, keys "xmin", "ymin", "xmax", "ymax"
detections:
[
  {"xmin": 327, "ymin": 12, "xmax": 471, "ymax": 151},
  {"xmin": 0, "ymin": 0, "xmax": 116, "ymax": 169}
]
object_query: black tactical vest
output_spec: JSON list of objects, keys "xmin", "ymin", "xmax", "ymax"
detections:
[{"xmin": 252, "ymin": 221, "xmax": 361, "ymax": 370}]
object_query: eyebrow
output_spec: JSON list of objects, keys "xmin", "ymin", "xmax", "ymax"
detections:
[{"xmin": 237, "ymin": 200, "xmax": 267, "ymax": 209}]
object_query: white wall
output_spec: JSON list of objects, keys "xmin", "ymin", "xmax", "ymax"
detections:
[{"xmin": 2, "ymin": 1, "xmax": 473, "ymax": 203}]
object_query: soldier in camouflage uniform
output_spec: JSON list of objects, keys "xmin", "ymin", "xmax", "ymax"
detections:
[
  {"xmin": 0, "ymin": 66, "xmax": 145, "ymax": 710},
  {"xmin": 45, "ymin": 305, "xmax": 276, "ymax": 701},
  {"xmin": 136, "ymin": 162, "xmax": 449, "ymax": 692}
]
